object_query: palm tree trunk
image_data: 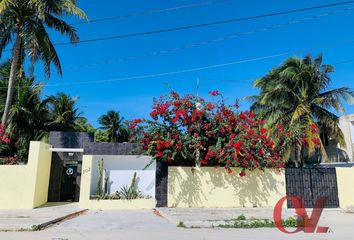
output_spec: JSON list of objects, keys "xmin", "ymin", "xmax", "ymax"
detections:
[
  {"xmin": 294, "ymin": 143, "xmax": 302, "ymax": 168},
  {"xmin": 1, "ymin": 35, "xmax": 22, "ymax": 126}
]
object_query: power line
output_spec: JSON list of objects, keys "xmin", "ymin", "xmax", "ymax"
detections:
[
  {"xmin": 54, "ymin": 0, "xmax": 354, "ymax": 46},
  {"xmin": 38, "ymin": 53, "xmax": 289, "ymax": 88},
  {"xmin": 200, "ymin": 58, "xmax": 354, "ymax": 85},
  {"xmin": 2, "ymin": 45, "xmax": 354, "ymax": 90},
  {"xmin": 2, "ymin": 0, "xmax": 354, "ymax": 54},
  {"xmin": 65, "ymin": 6, "xmax": 354, "ymax": 70},
  {"xmin": 39, "ymin": 39, "xmax": 354, "ymax": 88},
  {"xmin": 71, "ymin": 0, "xmax": 232, "ymax": 25}
]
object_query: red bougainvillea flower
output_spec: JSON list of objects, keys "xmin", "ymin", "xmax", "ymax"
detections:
[
  {"xmin": 309, "ymin": 123, "xmax": 319, "ymax": 133},
  {"xmin": 239, "ymin": 112, "xmax": 247, "ymax": 120},
  {"xmin": 150, "ymin": 109, "xmax": 158, "ymax": 118},
  {"xmin": 312, "ymin": 137, "xmax": 321, "ymax": 146},
  {"xmin": 131, "ymin": 90, "xmax": 287, "ymax": 177},
  {"xmin": 1, "ymin": 136, "xmax": 10, "ymax": 144},
  {"xmin": 0, "ymin": 124, "xmax": 10, "ymax": 144},
  {"xmin": 208, "ymin": 90, "xmax": 219, "ymax": 96},
  {"xmin": 277, "ymin": 124, "xmax": 284, "ymax": 131},
  {"xmin": 156, "ymin": 103, "xmax": 170, "ymax": 115},
  {"xmin": 133, "ymin": 119, "xmax": 142, "ymax": 124},
  {"xmin": 171, "ymin": 91, "xmax": 180, "ymax": 98},
  {"xmin": 205, "ymin": 103, "xmax": 215, "ymax": 110},
  {"xmin": 228, "ymin": 168, "xmax": 233, "ymax": 174},
  {"xmin": 260, "ymin": 128, "xmax": 268, "ymax": 135},
  {"xmin": 247, "ymin": 112, "xmax": 255, "ymax": 118}
]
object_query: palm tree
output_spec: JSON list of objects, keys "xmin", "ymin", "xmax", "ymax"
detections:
[
  {"xmin": 249, "ymin": 54, "xmax": 354, "ymax": 166},
  {"xmin": 0, "ymin": 62, "xmax": 49, "ymax": 161},
  {"xmin": 7, "ymin": 77, "xmax": 49, "ymax": 161},
  {"xmin": 75, "ymin": 117, "xmax": 95, "ymax": 133},
  {"xmin": 46, "ymin": 92, "xmax": 82, "ymax": 131},
  {"xmin": 98, "ymin": 111, "xmax": 130, "ymax": 143},
  {"xmin": 0, "ymin": 0, "xmax": 87, "ymax": 126}
]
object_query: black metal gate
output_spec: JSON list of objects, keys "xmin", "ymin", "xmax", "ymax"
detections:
[
  {"xmin": 60, "ymin": 164, "xmax": 78, "ymax": 201},
  {"xmin": 285, "ymin": 168, "xmax": 339, "ymax": 208}
]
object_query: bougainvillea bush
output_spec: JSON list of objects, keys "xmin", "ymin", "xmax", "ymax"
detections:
[
  {"xmin": 131, "ymin": 91, "xmax": 290, "ymax": 176},
  {"xmin": 0, "ymin": 123, "xmax": 13, "ymax": 165}
]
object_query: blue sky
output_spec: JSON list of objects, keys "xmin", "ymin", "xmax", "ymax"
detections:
[{"xmin": 4, "ymin": 0, "xmax": 354, "ymax": 127}]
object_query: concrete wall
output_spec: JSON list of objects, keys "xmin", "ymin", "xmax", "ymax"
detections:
[
  {"xmin": 89, "ymin": 155, "xmax": 155, "ymax": 197},
  {"xmin": 79, "ymin": 155, "xmax": 156, "ymax": 209},
  {"xmin": 84, "ymin": 142, "xmax": 143, "ymax": 155},
  {"xmin": 336, "ymin": 167, "xmax": 354, "ymax": 209},
  {"xmin": 168, "ymin": 167, "xmax": 286, "ymax": 208},
  {"xmin": 0, "ymin": 141, "xmax": 52, "ymax": 209}
]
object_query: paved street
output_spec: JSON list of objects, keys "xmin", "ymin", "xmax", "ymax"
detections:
[{"xmin": 0, "ymin": 207, "xmax": 353, "ymax": 239}]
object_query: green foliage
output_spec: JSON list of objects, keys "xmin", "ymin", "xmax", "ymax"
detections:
[
  {"xmin": 177, "ymin": 221, "xmax": 186, "ymax": 228},
  {"xmin": 236, "ymin": 214, "xmax": 246, "ymax": 220},
  {"xmin": 45, "ymin": 93, "xmax": 83, "ymax": 132},
  {"xmin": 218, "ymin": 216, "xmax": 297, "ymax": 229},
  {"xmin": 94, "ymin": 129, "xmax": 109, "ymax": 142},
  {"xmin": 0, "ymin": 0, "xmax": 87, "ymax": 125},
  {"xmin": 249, "ymin": 54, "xmax": 354, "ymax": 166},
  {"xmin": 133, "ymin": 91, "xmax": 287, "ymax": 174},
  {"xmin": 31, "ymin": 225, "xmax": 42, "ymax": 231},
  {"xmin": 0, "ymin": 62, "xmax": 99, "ymax": 163},
  {"xmin": 98, "ymin": 111, "xmax": 132, "ymax": 143},
  {"xmin": 117, "ymin": 172, "xmax": 144, "ymax": 200},
  {"xmin": 76, "ymin": 118, "xmax": 96, "ymax": 134},
  {"xmin": 91, "ymin": 172, "xmax": 151, "ymax": 200},
  {"xmin": 0, "ymin": 1, "xmax": 87, "ymax": 75},
  {"xmin": 96, "ymin": 159, "xmax": 104, "ymax": 197}
]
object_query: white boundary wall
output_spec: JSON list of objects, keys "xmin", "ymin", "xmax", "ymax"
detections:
[{"xmin": 90, "ymin": 155, "xmax": 155, "ymax": 198}]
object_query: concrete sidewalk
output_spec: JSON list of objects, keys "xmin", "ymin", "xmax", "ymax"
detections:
[
  {"xmin": 46, "ymin": 209, "xmax": 176, "ymax": 232},
  {"xmin": 0, "ymin": 202, "xmax": 84, "ymax": 231},
  {"xmin": 158, "ymin": 207, "xmax": 354, "ymax": 228},
  {"xmin": 0, "ymin": 208, "xmax": 354, "ymax": 239}
]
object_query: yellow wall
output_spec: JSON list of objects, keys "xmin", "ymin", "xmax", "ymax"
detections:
[
  {"xmin": 336, "ymin": 167, "xmax": 354, "ymax": 209},
  {"xmin": 0, "ymin": 165, "xmax": 27, "ymax": 208},
  {"xmin": 79, "ymin": 155, "xmax": 156, "ymax": 209},
  {"xmin": 168, "ymin": 167, "xmax": 286, "ymax": 208},
  {"xmin": 0, "ymin": 141, "xmax": 52, "ymax": 209}
]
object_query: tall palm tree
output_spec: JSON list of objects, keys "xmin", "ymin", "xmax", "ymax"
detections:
[
  {"xmin": 98, "ymin": 111, "xmax": 130, "ymax": 143},
  {"xmin": 7, "ymin": 77, "xmax": 49, "ymax": 161},
  {"xmin": 249, "ymin": 54, "xmax": 354, "ymax": 166},
  {"xmin": 0, "ymin": 61, "xmax": 49, "ymax": 161},
  {"xmin": 0, "ymin": 0, "xmax": 87, "ymax": 126},
  {"xmin": 46, "ymin": 92, "xmax": 82, "ymax": 131}
]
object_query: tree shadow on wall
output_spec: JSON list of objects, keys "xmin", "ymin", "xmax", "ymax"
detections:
[
  {"xmin": 169, "ymin": 167, "xmax": 206, "ymax": 208},
  {"xmin": 170, "ymin": 167, "xmax": 284, "ymax": 208}
]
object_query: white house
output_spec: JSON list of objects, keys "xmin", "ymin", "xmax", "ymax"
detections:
[
  {"xmin": 327, "ymin": 114, "xmax": 354, "ymax": 162},
  {"xmin": 338, "ymin": 114, "xmax": 354, "ymax": 161}
]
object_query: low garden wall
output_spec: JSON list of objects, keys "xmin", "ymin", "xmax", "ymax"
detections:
[
  {"xmin": 0, "ymin": 141, "xmax": 52, "ymax": 209},
  {"xmin": 79, "ymin": 155, "xmax": 156, "ymax": 210},
  {"xmin": 336, "ymin": 167, "xmax": 354, "ymax": 209},
  {"xmin": 168, "ymin": 167, "xmax": 286, "ymax": 208}
]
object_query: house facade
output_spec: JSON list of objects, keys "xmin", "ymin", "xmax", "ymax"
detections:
[{"xmin": 327, "ymin": 114, "xmax": 354, "ymax": 162}]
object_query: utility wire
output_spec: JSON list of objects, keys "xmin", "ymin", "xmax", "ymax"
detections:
[
  {"xmin": 2, "ymin": 0, "xmax": 354, "ymax": 54},
  {"xmin": 42, "ymin": 53, "xmax": 289, "ymax": 87},
  {"xmin": 54, "ymin": 0, "xmax": 354, "ymax": 46},
  {"xmin": 37, "ymin": 39, "xmax": 354, "ymax": 88},
  {"xmin": 2, "ymin": 45, "xmax": 354, "ymax": 90},
  {"xmin": 71, "ymin": 0, "xmax": 232, "ymax": 25},
  {"xmin": 66, "ymin": 6, "xmax": 354, "ymax": 70}
]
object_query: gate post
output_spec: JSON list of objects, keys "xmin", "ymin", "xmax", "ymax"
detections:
[{"xmin": 155, "ymin": 160, "xmax": 168, "ymax": 207}]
